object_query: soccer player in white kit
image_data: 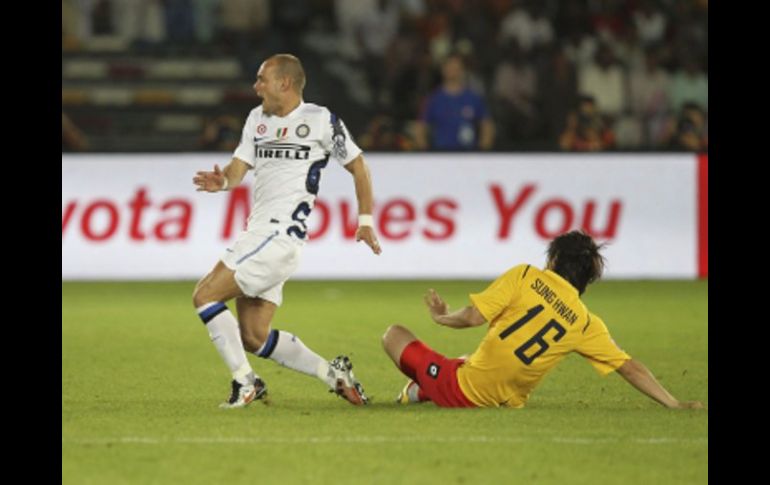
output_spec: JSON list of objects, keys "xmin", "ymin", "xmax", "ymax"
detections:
[{"xmin": 192, "ymin": 54, "xmax": 382, "ymax": 408}]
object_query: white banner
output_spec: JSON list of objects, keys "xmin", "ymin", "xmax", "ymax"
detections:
[{"xmin": 62, "ymin": 153, "xmax": 698, "ymax": 280}]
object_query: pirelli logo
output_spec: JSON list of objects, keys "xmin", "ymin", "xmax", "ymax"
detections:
[{"xmin": 256, "ymin": 143, "xmax": 311, "ymax": 160}]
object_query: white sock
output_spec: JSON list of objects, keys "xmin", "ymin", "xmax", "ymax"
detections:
[
  {"xmin": 197, "ymin": 302, "xmax": 256, "ymax": 386},
  {"xmin": 256, "ymin": 329, "xmax": 333, "ymax": 388}
]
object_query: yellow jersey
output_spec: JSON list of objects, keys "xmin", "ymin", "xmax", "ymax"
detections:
[{"xmin": 457, "ymin": 264, "xmax": 630, "ymax": 408}]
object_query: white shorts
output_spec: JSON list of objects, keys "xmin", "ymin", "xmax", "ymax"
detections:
[{"xmin": 220, "ymin": 229, "xmax": 302, "ymax": 306}]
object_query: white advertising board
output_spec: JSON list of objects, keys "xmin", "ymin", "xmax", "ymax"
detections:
[{"xmin": 62, "ymin": 154, "xmax": 699, "ymax": 280}]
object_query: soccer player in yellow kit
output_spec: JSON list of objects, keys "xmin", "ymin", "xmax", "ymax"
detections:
[{"xmin": 382, "ymin": 231, "xmax": 703, "ymax": 409}]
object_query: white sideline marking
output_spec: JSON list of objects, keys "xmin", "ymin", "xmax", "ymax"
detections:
[{"xmin": 64, "ymin": 436, "xmax": 708, "ymax": 446}]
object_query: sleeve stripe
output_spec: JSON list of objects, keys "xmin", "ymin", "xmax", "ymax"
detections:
[{"xmin": 582, "ymin": 315, "xmax": 592, "ymax": 334}]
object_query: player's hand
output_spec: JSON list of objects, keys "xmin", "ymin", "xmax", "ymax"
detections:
[
  {"xmin": 674, "ymin": 400, "xmax": 704, "ymax": 410},
  {"xmin": 193, "ymin": 164, "xmax": 227, "ymax": 192},
  {"xmin": 424, "ymin": 289, "xmax": 448, "ymax": 319},
  {"xmin": 355, "ymin": 226, "xmax": 381, "ymax": 255}
]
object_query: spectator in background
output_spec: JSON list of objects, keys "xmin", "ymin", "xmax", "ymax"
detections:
[
  {"xmin": 539, "ymin": 46, "xmax": 578, "ymax": 143},
  {"xmin": 219, "ymin": 0, "xmax": 272, "ymax": 72},
  {"xmin": 269, "ymin": 0, "xmax": 313, "ymax": 56},
  {"xmin": 383, "ymin": 23, "xmax": 433, "ymax": 123},
  {"xmin": 61, "ymin": 0, "xmax": 707, "ymax": 152},
  {"xmin": 359, "ymin": 114, "xmax": 413, "ymax": 151},
  {"xmin": 198, "ymin": 115, "xmax": 242, "ymax": 152},
  {"xmin": 448, "ymin": 0, "xmax": 498, "ymax": 78},
  {"xmin": 668, "ymin": 56, "xmax": 708, "ymax": 114},
  {"xmin": 498, "ymin": 1, "xmax": 554, "ymax": 54},
  {"xmin": 628, "ymin": 47, "xmax": 670, "ymax": 146},
  {"xmin": 355, "ymin": 0, "xmax": 400, "ymax": 107},
  {"xmin": 613, "ymin": 108, "xmax": 644, "ymax": 149},
  {"xmin": 414, "ymin": 54, "xmax": 495, "ymax": 151},
  {"xmin": 164, "ymin": 0, "xmax": 195, "ymax": 46},
  {"xmin": 425, "ymin": 12, "xmax": 454, "ymax": 67},
  {"xmin": 112, "ymin": 0, "xmax": 166, "ymax": 49},
  {"xmin": 559, "ymin": 95, "xmax": 615, "ymax": 151},
  {"xmin": 667, "ymin": 0, "xmax": 708, "ymax": 74},
  {"xmin": 632, "ymin": 0, "xmax": 667, "ymax": 47},
  {"xmin": 192, "ymin": 0, "xmax": 219, "ymax": 45},
  {"xmin": 663, "ymin": 102, "xmax": 707, "ymax": 152},
  {"xmin": 491, "ymin": 40, "xmax": 540, "ymax": 147},
  {"xmin": 612, "ymin": 22, "xmax": 646, "ymax": 73},
  {"xmin": 563, "ymin": 29, "xmax": 598, "ymax": 68},
  {"xmin": 454, "ymin": 40, "xmax": 487, "ymax": 96},
  {"xmin": 334, "ymin": 0, "xmax": 374, "ymax": 61},
  {"xmin": 589, "ymin": 0, "xmax": 626, "ymax": 46},
  {"xmin": 62, "ymin": 112, "xmax": 89, "ymax": 152},
  {"xmin": 578, "ymin": 43, "xmax": 627, "ymax": 120}
]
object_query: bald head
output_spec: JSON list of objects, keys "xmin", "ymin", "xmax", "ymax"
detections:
[{"xmin": 268, "ymin": 54, "xmax": 306, "ymax": 93}]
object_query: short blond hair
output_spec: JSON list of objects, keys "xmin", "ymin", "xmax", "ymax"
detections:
[{"xmin": 269, "ymin": 54, "xmax": 306, "ymax": 93}]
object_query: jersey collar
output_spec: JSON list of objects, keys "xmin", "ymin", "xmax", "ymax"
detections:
[
  {"xmin": 544, "ymin": 269, "xmax": 580, "ymax": 296},
  {"xmin": 281, "ymin": 100, "xmax": 305, "ymax": 119}
]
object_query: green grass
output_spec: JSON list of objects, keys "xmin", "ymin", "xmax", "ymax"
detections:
[{"xmin": 62, "ymin": 280, "xmax": 708, "ymax": 485}]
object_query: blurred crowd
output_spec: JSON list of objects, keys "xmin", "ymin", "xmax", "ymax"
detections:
[{"xmin": 62, "ymin": 0, "xmax": 707, "ymax": 152}]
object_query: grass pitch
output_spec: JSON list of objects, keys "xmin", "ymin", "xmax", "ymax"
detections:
[{"xmin": 62, "ymin": 280, "xmax": 707, "ymax": 484}]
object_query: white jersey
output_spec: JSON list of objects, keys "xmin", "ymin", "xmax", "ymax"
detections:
[{"xmin": 232, "ymin": 101, "xmax": 362, "ymax": 242}]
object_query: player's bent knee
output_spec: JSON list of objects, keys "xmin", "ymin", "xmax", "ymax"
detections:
[{"xmin": 382, "ymin": 324, "xmax": 405, "ymax": 348}]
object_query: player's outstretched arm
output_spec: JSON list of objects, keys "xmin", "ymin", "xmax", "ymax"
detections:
[
  {"xmin": 616, "ymin": 359, "xmax": 704, "ymax": 409},
  {"xmin": 344, "ymin": 155, "xmax": 381, "ymax": 255},
  {"xmin": 193, "ymin": 158, "xmax": 250, "ymax": 193},
  {"xmin": 424, "ymin": 289, "xmax": 486, "ymax": 329}
]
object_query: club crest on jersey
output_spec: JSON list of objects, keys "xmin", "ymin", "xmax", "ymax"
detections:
[
  {"xmin": 276, "ymin": 127, "xmax": 288, "ymax": 139},
  {"xmin": 257, "ymin": 124, "xmax": 267, "ymax": 135},
  {"xmin": 296, "ymin": 124, "xmax": 310, "ymax": 138}
]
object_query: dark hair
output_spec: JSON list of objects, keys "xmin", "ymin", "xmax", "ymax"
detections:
[
  {"xmin": 546, "ymin": 231, "xmax": 606, "ymax": 294},
  {"xmin": 681, "ymin": 101, "xmax": 704, "ymax": 114}
]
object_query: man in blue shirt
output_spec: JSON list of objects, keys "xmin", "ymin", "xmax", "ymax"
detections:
[{"xmin": 415, "ymin": 54, "xmax": 495, "ymax": 150}]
